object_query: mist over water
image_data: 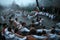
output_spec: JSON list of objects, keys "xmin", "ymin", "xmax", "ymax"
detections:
[
  {"xmin": 0, "ymin": 0, "xmax": 13, "ymax": 6},
  {"xmin": 0, "ymin": 0, "xmax": 36, "ymax": 7},
  {"xmin": 0, "ymin": 0, "xmax": 60, "ymax": 8}
]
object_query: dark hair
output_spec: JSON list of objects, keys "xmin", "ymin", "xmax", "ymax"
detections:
[
  {"xmin": 42, "ymin": 30, "xmax": 46, "ymax": 35},
  {"xmin": 31, "ymin": 24, "xmax": 35, "ymax": 27},
  {"xmin": 51, "ymin": 29, "xmax": 56, "ymax": 34},
  {"xmin": 9, "ymin": 17, "xmax": 12, "ymax": 19},
  {"xmin": 15, "ymin": 18, "xmax": 18, "ymax": 21},
  {"xmin": 3, "ymin": 23, "xmax": 7, "ymax": 28},
  {"xmin": 39, "ymin": 17, "xmax": 41, "ymax": 20},
  {"xmin": 37, "ymin": 32, "xmax": 42, "ymax": 36},
  {"xmin": 36, "ymin": 18, "xmax": 39, "ymax": 22},
  {"xmin": 29, "ymin": 29, "xmax": 37, "ymax": 35},
  {"xmin": 8, "ymin": 27, "xmax": 12, "ymax": 32},
  {"xmin": 14, "ymin": 28, "xmax": 18, "ymax": 33},
  {"xmin": 52, "ymin": 26, "xmax": 55, "ymax": 29},
  {"xmin": 22, "ymin": 22, "xmax": 26, "ymax": 26},
  {"xmin": 32, "ymin": 20, "xmax": 35, "ymax": 23},
  {"xmin": 3, "ymin": 23, "xmax": 7, "ymax": 26}
]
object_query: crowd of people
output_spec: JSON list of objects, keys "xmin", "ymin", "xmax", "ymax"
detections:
[
  {"xmin": 27, "ymin": 11, "xmax": 55, "ymax": 20},
  {"xmin": 0, "ymin": 11, "xmax": 60, "ymax": 40}
]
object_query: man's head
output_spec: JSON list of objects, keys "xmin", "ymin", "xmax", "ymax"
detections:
[
  {"xmin": 8, "ymin": 27, "xmax": 12, "ymax": 32},
  {"xmin": 3, "ymin": 23, "xmax": 7, "ymax": 28},
  {"xmin": 22, "ymin": 22, "xmax": 26, "ymax": 26},
  {"xmin": 51, "ymin": 29, "xmax": 56, "ymax": 34},
  {"xmin": 15, "ymin": 18, "xmax": 18, "ymax": 21}
]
